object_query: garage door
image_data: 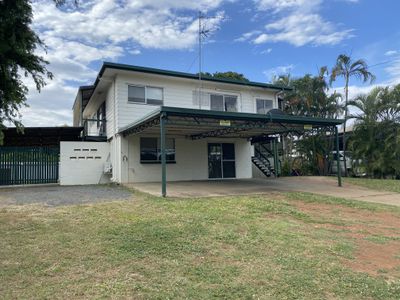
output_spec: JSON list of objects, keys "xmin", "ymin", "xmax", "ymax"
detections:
[{"xmin": 0, "ymin": 147, "xmax": 59, "ymax": 185}]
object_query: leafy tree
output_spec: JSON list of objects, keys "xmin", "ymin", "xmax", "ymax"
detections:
[
  {"xmin": 348, "ymin": 85, "xmax": 400, "ymax": 178},
  {"xmin": 272, "ymin": 74, "xmax": 292, "ymax": 87},
  {"xmin": 0, "ymin": 0, "xmax": 53, "ymax": 144},
  {"xmin": 212, "ymin": 71, "xmax": 249, "ymax": 82},
  {"xmin": 330, "ymin": 54, "xmax": 375, "ymax": 175},
  {"xmin": 197, "ymin": 71, "xmax": 249, "ymax": 82},
  {"xmin": 280, "ymin": 68, "xmax": 343, "ymax": 175}
]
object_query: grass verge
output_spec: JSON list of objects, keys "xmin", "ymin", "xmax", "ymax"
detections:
[
  {"xmin": 338, "ymin": 177, "xmax": 400, "ymax": 193},
  {"xmin": 1, "ymin": 191, "xmax": 400, "ymax": 299}
]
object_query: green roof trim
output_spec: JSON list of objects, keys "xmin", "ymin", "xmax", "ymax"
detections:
[
  {"xmin": 78, "ymin": 85, "xmax": 95, "ymax": 91},
  {"xmin": 97, "ymin": 62, "xmax": 292, "ymax": 91},
  {"xmin": 119, "ymin": 106, "xmax": 344, "ymax": 136}
]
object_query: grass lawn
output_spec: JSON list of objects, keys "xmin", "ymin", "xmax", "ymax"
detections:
[
  {"xmin": 1, "ymin": 190, "xmax": 400, "ymax": 299},
  {"xmin": 341, "ymin": 177, "xmax": 400, "ymax": 193}
]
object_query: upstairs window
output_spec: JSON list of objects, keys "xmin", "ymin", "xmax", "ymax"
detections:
[
  {"xmin": 128, "ymin": 85, "xmax": 163, "ymax": 105},
  {"xmin": 210, "ymin": 94, "xmax": 238, "ymax": 112},
  {"xmin": 140, "ymin": 137, "xmax": 175, "ymax": 163},
  {"xmin": 256, "ymin": 99, "xmax": 273, "ymax": 114}
]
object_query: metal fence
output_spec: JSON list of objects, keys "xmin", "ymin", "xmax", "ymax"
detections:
[{"xmin": 0, "ymin": 147, "xmax": 59, "ymax": 185}]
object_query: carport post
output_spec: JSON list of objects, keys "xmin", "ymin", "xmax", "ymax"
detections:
[
  {"xmin": 335, "ymin": 126, "xmax": 342, "ymax": 187},
  {"xmin": 160, "ymin": 113, "xmax": 167, "ymax": 197}
]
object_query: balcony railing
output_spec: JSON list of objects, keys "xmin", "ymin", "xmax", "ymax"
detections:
[{"xmin": 83, "ymin": 119, "xmax": 106, "ymax": 139}]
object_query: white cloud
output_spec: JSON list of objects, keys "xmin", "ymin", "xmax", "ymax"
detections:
[
  {"xmin": 33, "ymin": 1, "xmax": 225, "ymax": 50},
  {"xmin": 254, "ymin": 0, "xmax": 322, "ymax": 13},
  {"xmin": 18, "ymin": 0, "xmax": 226, "ymax": 126},
  {"xmin": 261, "ymin": 48, "xmax": 272, "ymax": 54},
  {"xmin": 263, "ymin": 64, "xmax": 294, "ymax": 80},
  {"xmin": 239, "ymin": 0, "xmax": 353, "ymax": 47},
  {"xmin": 385, "ymin": 58, "xmax": 400, "ymax": 79},
  {"xmin": 255, "ymin": 13, "xmax": 353, "ymax": 47},
  {"xmin": 385, "ymin": 50, "xmax": 398, "ymax": 56},
  {"xmin": 234, "ymin": 30, "xmax": 261, "ymax": 42},
  {"xmin": 129, "ymin": 49, "xmax": 142, "ymax": 55}
]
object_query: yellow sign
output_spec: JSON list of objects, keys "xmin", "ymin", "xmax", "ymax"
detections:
[
  {"xmin": 304, "ymin": 124, "xmax": 313, "ymax": 130},
  {"xmin": 219, "ymin": 120, "xmax": 231, "ymax": 126}
]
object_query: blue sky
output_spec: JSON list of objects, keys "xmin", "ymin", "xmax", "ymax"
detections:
[{"xmin": 23, "ymin": 0, "xmax": 400, "ymax": 126}]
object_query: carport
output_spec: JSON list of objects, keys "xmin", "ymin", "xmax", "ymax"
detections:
[
  {"xmin": 120, "ymin": 106, "xmax": 344, "ymax": 197},
  {"xmin": 0, "ymin": 127, "xmax": 83, "ymax": 186}
]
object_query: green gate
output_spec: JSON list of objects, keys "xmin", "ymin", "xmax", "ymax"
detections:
[{"xmin": 0, "ymin": 147, "xmax": 59, "ymax": 186}]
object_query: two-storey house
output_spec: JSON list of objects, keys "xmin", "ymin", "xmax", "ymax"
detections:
[{"xmin": 71, "ymin": 62, "xmax": 342, "ymax": 196}]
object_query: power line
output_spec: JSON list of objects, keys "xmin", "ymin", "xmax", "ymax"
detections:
[
  {"xmin": 369, "ymin": 57, "xmax": 400, "ymax": 69},
  {"xmin": 186, "ymin": 54, "xmax": 198, "ymax": 73}
]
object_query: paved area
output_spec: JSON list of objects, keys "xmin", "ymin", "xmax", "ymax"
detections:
[
  {"xmin": 0, "ymin": 185, "xmax": 133, "ymax": 206},
  {"xmin": 130, "ymin": 177, "xmax": 400, "ymax": 207}
]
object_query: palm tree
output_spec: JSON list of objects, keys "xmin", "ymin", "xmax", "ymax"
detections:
[
  {"xmin": 330, "ymin": 54, "xmax": 375, "ymax": 175},
  {"xmin": 348, "ymin": 85, "xmax": 400, "ymax": 178},
  {"xmin": 280, "ymin": 68, "xmax": 343, "ymax": 175}
]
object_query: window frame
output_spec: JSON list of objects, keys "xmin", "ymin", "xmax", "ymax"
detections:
[
  {"xmin": 140, "ymin": 137, "xmax": 176, "ymax": 164},
  {"xmin": 128, "ymin": 85, "xmax": 164, "ymax": 106},
  {"xmin": 209, "ymin": 93, "xmax": 238, "ymax": 112},
  {"xmin": 255, "ymin": 98, "xmax": 274, "ymax": 114}
]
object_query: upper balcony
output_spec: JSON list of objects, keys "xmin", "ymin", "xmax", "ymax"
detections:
[{"xmin": 82, "ymin": 119, "xmax": 107, "ymax": 141}]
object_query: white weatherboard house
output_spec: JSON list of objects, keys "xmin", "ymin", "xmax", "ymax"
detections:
[{"xmin": 63, "ymin": 62, "xmax": 342, "ymax": 196}]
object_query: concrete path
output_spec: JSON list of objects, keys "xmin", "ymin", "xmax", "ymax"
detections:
[{"xmin": 130, "ymin": 177, "xmax": 400, "ymax": 207}]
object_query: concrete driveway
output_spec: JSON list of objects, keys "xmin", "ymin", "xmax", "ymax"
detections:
[{"xmin": 131, "ymin": 177, "xmax": 400, "ymax": 207}]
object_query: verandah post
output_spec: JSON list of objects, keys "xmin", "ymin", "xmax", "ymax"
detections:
[
  {"xmin": 335, "ymin": 126, "xmax": 342, "ymax": 187},
  {"xmin": 160, "ymin": 112, "xmax": 167, "ymax": 197}
]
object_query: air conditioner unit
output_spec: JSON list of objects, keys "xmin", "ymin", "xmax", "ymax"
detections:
[{"xmin": 103, "ymin": 162, "xmax": 112, "ymax": 174}]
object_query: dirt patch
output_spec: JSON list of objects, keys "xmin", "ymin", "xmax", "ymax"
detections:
[
  {"xmin": 292, "ymin": 201, "xmax": 400, "ymax": 278},
  {"xmin": 344, "ymin": 239, "xmax": 400, "ymax": 278}
]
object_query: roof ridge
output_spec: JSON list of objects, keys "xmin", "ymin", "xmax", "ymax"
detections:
[{"xmin": 98, "ymin": 61, "xmax": 292, "ymax": 91}]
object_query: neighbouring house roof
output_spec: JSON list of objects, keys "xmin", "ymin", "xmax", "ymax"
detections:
[{"xmin": 119, "ymin": 106, "xmax": 344, "ymax": 140}]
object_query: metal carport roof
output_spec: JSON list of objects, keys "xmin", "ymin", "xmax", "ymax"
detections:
[
  {"xmin": 119, "ymin": 106, "xmax": 344, "ymax": 197},
  {"xmin": 119, "ymin": 106, "xmax": 344, "ymax": 140}
]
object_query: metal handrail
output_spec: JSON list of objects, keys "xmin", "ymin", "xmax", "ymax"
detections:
[
  {"xmin": 83, "ymin": 118, "xmax": 106, "ymax": 137},
  {"xmin": 254, "ymin": 147, "xmax": 272, "ymax": 168}
]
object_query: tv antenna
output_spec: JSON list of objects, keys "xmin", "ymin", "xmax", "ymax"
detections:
[{"xmin": 198, "ymin": 11, "xmax": 210, "ymax": 108}]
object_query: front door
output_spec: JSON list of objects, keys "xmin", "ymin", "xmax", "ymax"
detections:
[{"xmin": 208, "ymin": 143, "xmax": 236, "ymax": 179}]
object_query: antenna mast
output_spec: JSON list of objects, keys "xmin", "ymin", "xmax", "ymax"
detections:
[
  {"xmin": 198, "ymin": 11, "xmax": 210, "ymax": 108},
  {"xmin": 198, "ymin": 11, "xmax": 202, "ymax": 108}
]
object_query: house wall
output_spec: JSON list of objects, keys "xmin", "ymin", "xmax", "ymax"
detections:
[
  {"xmin": 59, "ymin": 141, "xmax": 111, "ymax": 185},
  {"xmin": 124, "ymin": 135, "xmax": 252, "ymax": 183},
  {"xmin": 77, "ymin": 70, "xmax": 280, "ymax": 184},
  {"xmin": 72, "ymin": 92, "xmax": 82, "ymax": 127},
  {"xmin": 114, "ymin": 72, "xmax": 279, "ymax": 133},
  {"xmin": 105, "ymin": 80, "xmax": 115, "ymax": 139}
]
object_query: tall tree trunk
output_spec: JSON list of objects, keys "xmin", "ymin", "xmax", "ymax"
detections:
[{"xmin": 342, "ymin": 75, "xmax": 349, "ymax": 177}]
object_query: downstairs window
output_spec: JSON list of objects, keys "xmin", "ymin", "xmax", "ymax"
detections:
[{"xmin": 140, "ymin": 137, "xmax": 175, "ymax": 163}]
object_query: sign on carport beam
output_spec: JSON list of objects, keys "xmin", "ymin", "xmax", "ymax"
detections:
[
  {"xmin": 219, "ymin": 120, "xmax": 231, "ymax": 126},
  {"xmin": 304, "ymin": 124, "xmax": 313, "ymax": 130}
]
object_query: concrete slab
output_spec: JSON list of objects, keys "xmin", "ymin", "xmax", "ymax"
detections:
[{"xmin": 127, "ymin": 177, "xmax": 400, "ymax": 207}]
